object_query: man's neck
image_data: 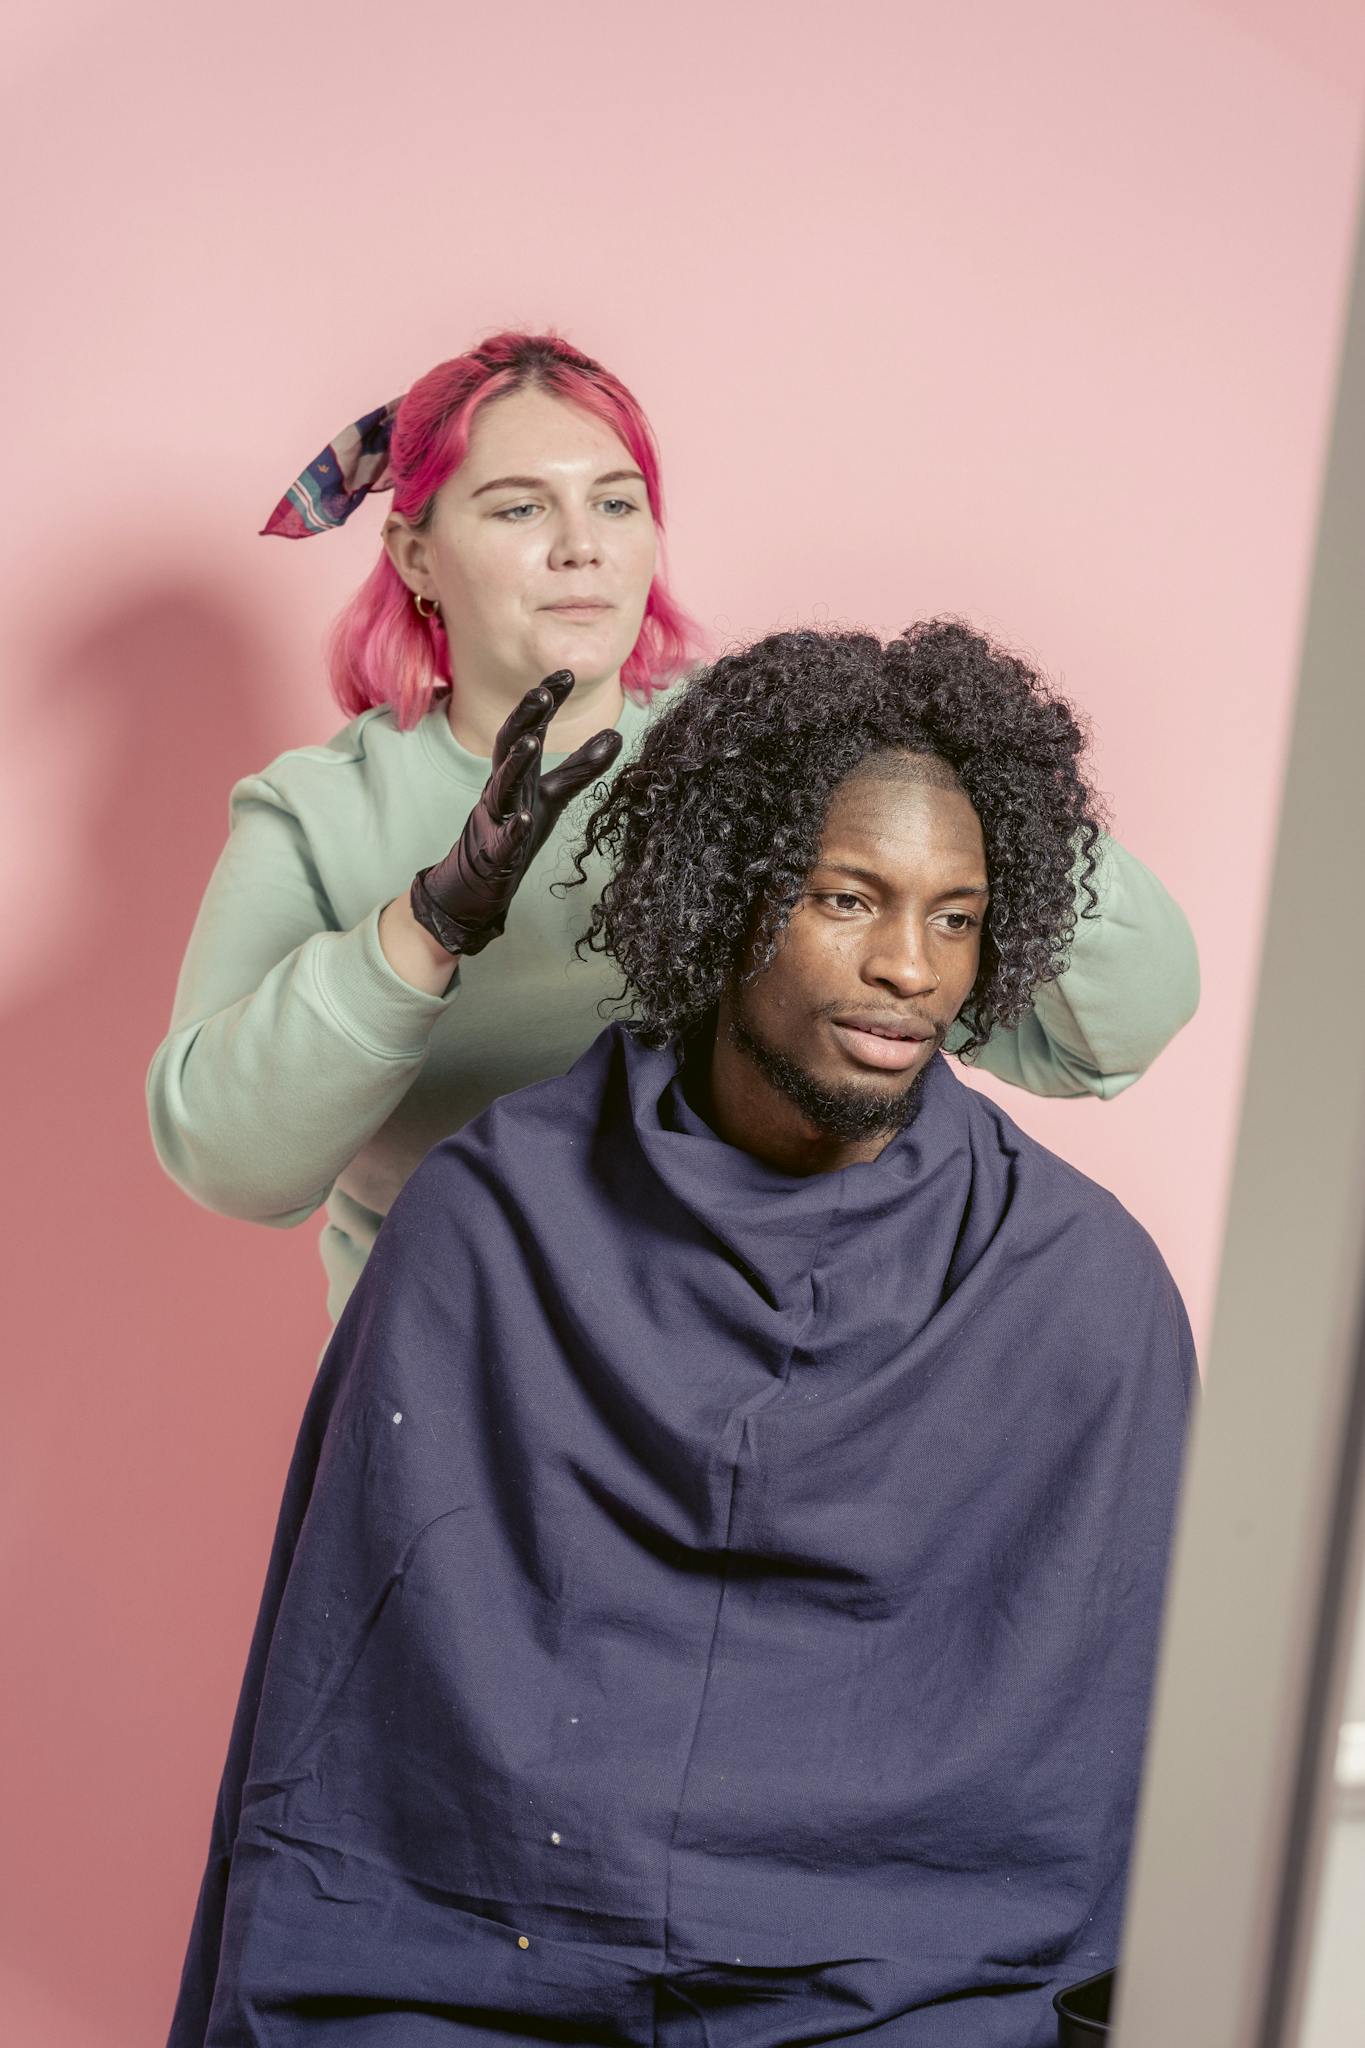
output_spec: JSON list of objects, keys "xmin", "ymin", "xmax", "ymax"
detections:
[{"xmin": 691, "ymin": 1020, "xmax": 898, "ymax": 1177}]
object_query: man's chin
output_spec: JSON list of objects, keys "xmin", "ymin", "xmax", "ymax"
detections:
[
  {"xmin": 730, "ymin": 1014, "xmax": 932, "ymax": 1142},
  {"xmin": 795, "ymin": 1068, "xmax": 930, "ymax": 1143}
]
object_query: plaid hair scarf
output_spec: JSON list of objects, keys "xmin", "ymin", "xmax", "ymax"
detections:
[{"xmin": 261, "ymin": 399, "xmax": 403, "ymax": 538}]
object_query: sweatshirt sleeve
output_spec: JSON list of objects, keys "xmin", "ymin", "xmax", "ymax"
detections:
[
  {"xmin": 957, "ymin": 832, "xmax": 1200, "ymax": 1100},
  {"xmin": 147, "ymin": 776, "xmax": 455, "ymax": 1226}
]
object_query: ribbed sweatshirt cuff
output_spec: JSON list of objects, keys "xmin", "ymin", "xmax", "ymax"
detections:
[{"xmin": 310, "ymin": 906, "xmax": 458, "ymax": 1060}]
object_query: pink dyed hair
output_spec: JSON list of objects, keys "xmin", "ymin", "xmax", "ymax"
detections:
[{"xmin": 328, "ymin": 331, "xmax": 701, "ymax": 731}]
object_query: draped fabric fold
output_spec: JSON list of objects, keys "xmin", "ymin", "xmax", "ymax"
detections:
[{"xmin": 170, "ymin": 1027, "xmax": 1193, "ymax": 2047}]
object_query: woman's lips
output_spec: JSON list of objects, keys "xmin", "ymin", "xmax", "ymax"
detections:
[
  {"xmin": 829, "ymin": 1020, "xmax": 931, "ymax": 1073},
  {"xmin": 542, "ymin": 601, "xmax": 612, "ymax": 618}
]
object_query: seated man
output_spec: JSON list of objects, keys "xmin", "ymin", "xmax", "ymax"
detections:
[{"xmin": 171, "ymin": 622, "xmax": 1195, "ymax": 2047}]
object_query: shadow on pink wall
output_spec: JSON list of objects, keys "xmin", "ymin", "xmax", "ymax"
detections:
[{"xmin": 1, "ymin": 585, "xmax": 327, "ymax": 2047}]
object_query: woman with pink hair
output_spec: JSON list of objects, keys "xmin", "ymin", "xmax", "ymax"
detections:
[{"xmin": 147, "ymin": 330, "xmax": 1199, "ymax": 1322}]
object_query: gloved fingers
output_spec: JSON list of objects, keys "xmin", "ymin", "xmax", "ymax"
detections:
[
  {"xmin": 489, "ymin": 671, "xmax": 576, "ymax": 770},
  {"xmin": 468, "ymin": 805, "xmax": 532, "ymax": 883},
  {"xmin": 488, "ymin": 687, "xmax": 553, "ymax": 770},
  {"xmin": 485, "ymin": 734, "xmax": 542, "ymax": 822},
  {"xmin": 539, "ymin": 727, "xmax": 625, "ymax": 805},
  {"xmin": 539, "ymin": 668, "xmax": 575, "ymax": 709},
  {"xmin": 514, "ymin": 740, "xmax": 546, "ymax": 823}
]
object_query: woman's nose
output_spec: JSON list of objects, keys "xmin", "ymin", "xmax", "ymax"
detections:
[{"xmin": 548, "ymin": 511, "xmax": 601, "ymax": 570}]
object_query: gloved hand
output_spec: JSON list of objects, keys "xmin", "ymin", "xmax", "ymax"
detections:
[{"xmin": 409, "ymin": 671, "xmax": 623, "ymax": 958}]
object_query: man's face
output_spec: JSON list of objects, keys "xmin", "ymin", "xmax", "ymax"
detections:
[{"xmin": 723, "ymin": 758, "xmax": 988, "ymax": 1143}]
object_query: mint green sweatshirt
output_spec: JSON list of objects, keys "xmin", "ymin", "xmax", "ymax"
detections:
[{"xmin": 147, "ymin": 693, "xmax": 1199, "ymax": 1322}]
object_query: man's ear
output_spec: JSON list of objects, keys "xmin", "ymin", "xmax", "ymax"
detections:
[{"xmin": 382, "ymin": 513, "xmax": 432, "ymax": 598}]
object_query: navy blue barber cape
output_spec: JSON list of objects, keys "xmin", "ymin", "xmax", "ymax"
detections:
[{"xmin": 170, "ymin": 1026, "xmax": 1194, "ymax": 2046}]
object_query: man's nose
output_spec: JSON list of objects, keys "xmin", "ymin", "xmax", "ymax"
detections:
[{"xmin": 861, "ymin": 922, "xmax": 941, "ymax": 996}]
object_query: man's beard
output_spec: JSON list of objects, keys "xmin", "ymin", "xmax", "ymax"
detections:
[{"xmin": 727, "ymin": 1007, "xmax": 939, "ymax": 1142}]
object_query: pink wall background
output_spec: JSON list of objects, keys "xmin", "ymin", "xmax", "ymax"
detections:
[{"xmin": 2, "ymin": 4, "xmax": 1362, "ymax": 2042}]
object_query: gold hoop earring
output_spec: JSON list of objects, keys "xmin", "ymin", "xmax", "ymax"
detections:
[{"xmin": 413, "ymin": 592, "xmax": 441, "ymax": 620}]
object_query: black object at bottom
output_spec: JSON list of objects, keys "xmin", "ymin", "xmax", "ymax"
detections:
[{"xmin": 1054, "ymin": 1967, "xmax": 1115, "ymax": 2043}]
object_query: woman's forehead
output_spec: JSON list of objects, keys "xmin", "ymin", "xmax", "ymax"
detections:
[{"xmin": 462, "ymin": 385, "xmax": 634, "ymax": 477}]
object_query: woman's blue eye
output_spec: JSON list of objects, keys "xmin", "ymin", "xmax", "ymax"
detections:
[{"xmin": 495, "ymin": 499, "xmax": 638, "ymax": 521}]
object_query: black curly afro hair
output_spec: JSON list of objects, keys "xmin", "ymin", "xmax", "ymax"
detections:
[{"xmin": 571, "ymin": 620, "xmax": 1104, "ymax": 1056}]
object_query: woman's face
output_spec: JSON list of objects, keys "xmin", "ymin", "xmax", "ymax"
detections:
[{"xmin": 386, "ymin": 384, "xmax": 659, "ymax": 702}]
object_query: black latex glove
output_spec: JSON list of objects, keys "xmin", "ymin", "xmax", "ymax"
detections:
[{"xmin": 409, "ymin": 671, "xmax": 623, "ymax": 958}]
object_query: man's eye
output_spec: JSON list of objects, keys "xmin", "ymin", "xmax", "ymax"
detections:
[
  {"xmin": 823, "ymin": 892, "xmax": 866, "ymax": 914},
  {"xmin": 938, "ymin": 912, "xmax": 979, "ymax": 933}
]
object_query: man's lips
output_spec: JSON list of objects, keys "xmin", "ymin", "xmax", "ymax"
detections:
[{"xmin": 828, "ymin": 1015, "xmax": 935, "ymax": 1073}]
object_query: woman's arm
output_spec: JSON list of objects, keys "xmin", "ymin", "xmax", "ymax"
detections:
[
  {"xmin": 147, "ymin": 784, "xmax": 454, "ymax": 1225},
  {"xmin": 148, "ymin": 676, "xmax": 623, "ymax": 1226},
  {"xmin": 959, "ymin": 833, "xmax": 1199, "ymax": 1099}
]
